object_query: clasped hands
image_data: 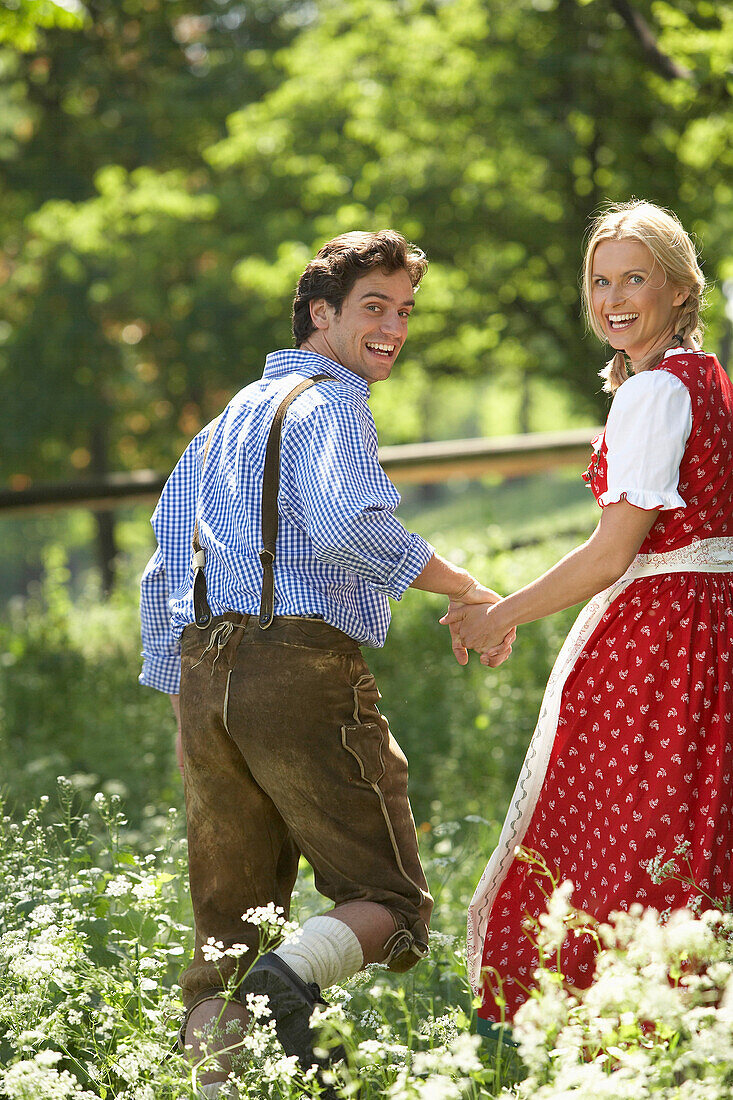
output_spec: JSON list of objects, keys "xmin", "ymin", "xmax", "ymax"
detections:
[{"xmin": 440, "ymin": 578, "xmax": 516, "ymax": 668}]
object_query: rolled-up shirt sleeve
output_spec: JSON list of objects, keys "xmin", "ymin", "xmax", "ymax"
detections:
[
  {"xmin": 139, "ymin": 545, "xmax": 182, "ymax": 693},
  {"xmin": 599, "ymin": 369, "xmax": 693, "ymax": 511},
  {"xmin": 288, "ymin": 402, "xmax": 434, "ymax": 598}
]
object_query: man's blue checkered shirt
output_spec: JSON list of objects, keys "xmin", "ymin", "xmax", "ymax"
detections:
[{"xmin": 139, "ymin": 349, "xmax": 435, "ymax": 693}]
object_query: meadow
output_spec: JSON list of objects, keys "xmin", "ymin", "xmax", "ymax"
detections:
[{"xmin": 1, "ymin": 472, "xmax": 732, "ymax": 1098}]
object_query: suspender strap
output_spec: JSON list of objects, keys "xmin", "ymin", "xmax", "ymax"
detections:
[
  {"xmin": 192, "ymin": 418, "xmax": 220, "ymax": 629},
  {"xmin": 259, "ymin": 373, "xmax": 333, "ymax": 629}
]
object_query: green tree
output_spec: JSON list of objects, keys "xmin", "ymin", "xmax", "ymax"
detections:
[
  {"xmin": 206, "ymin": 0, "xmax": 732, "ymax": 420},
  {"xmin": 0, "ymin": 0, "xmax": 86, "ymax": 52},
  {"xmin": 0, "ymin": 0, "xmax": 304, "ymax": 587}
]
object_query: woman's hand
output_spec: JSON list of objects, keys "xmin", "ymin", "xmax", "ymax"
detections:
[
  {"xmin": 408, "ymin": 556, "xmax": 515, "ymax": 665},
  {"xmin": 441, "ymin": 599, "xmax": 516, "ymax": 664},
  {"xmin": 440, "ymin": 499, "xmax": 656, "ymax": 666},
  {"xmin": 441, "ymin": 582, "xmax": 516, "ymax": 666}
]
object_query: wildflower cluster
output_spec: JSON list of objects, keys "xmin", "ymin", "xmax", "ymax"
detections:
[
  {"xmin": 506, "ymin": 873, "xmax": 733, "ymax": 1100},
  {"xmin": 4, "ymin": 789, "xmax": 733, "ymax": 1099},
  {"xmin": 0, "ymin": 799, "xmax": 513, "ymax": 1098},
  {"xmin": 0, "ymin": 782, "xmax": 190, "ymax": 1098}
]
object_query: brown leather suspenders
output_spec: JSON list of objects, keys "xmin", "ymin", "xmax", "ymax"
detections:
[
  {"xmin": 256, "ymin": 373, "xmax": 334, "ymax": 627},
  {"xmin": 191, "ymin": 416, "xmax": 219, "ymax": 629},
  {"xmin": 191, "ymin": 373, "xmax": 334, "ymax": 631}
]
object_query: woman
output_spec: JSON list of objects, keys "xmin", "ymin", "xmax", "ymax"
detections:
[{"xmin": 444, "ymin": 200, "xmax": 733, "ymax": 1027}]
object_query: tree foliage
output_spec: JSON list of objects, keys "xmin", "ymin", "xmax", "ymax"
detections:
[
  {"xmin": 0, "ymin": 1, "xmax": 86, "ymax": 52},
  {"xmin": 206, "ymin": 0, "xmax": 732, "ymax": 405},
  {"xmin": 0, "ymin": 0, "xmax": 731, "ymax": 582}
]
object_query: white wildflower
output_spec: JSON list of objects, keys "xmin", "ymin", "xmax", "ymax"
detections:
[
  {"xmin": 241, "ymin": 903, "xmax": 294, "ymax": 931},
  {"xmin": 1, "ymin": 1051, "xmax": 97, "ymax": 1099},
  {"xmin": 105, "ymin": 876, "xmax": 132, "ymax": 897},
  {"xmin": 511, "ymin": 883, "xmax": 733, "ymax": 1099},
  {"xmin": 202, "ymin": 938, "xmax": 226, "ymax": 962},
  {"xmin": 122, "ymin": 1087, "xmax": 155, "ymax": 1100},
  {"xmin": 419, "ymin": 1011, "xmax": 460, "ymax": 1044},
  {"xmin": 1, "ymin": 923, "xmax": 85, "ymax": 990},
  {"xmin": 131, "ymin": 876, "xmax": 158, "ymax": 905},
  {"xmin": 414, "ymin": 1075, "xmax": 463, "ymax": 1099},
  {"xmin": 358, "ymin": 1038, "xmax": 387, "ymax": 1057},
  {"xmin": 27, "ymin": 905, "xmax": 57, "ymax": 929},
  {"xmin": 536, "ymin": 879, "xmax": 574, "ymax": 958},
  {"xmin": 309, "ymin": 1001, "xmax": 346, "ymax": 1029},
  {"xmin": 115, "ymin": 1040, "xmax": 165, "ymax": 1083},
  {"xmin": 359, "ymin": 1009, "xmax": 381, "ymax": 1031},
  {"xmin": 427, "ymin": 931, "xmax": 457, "ymax": 950},
  {"xmin": 412, "ymin": 1033, "xmax": 481, "ymax": 1078},
  {"xmin": 261, "ymin": 1053, "xmax": 300, "ymax": 1080},
  {"xmin": 223, "ymin": 942, "xmax": 250, "ymax": 959},
  {"xmin": 244, "ymin": 992, "xmax": 272, "ymax": 1020},
  {"xmin": 137, "ymin": 956, "xmax": 159, "ymax": 974},
  {"xmin": 325, "ymin": 984, "xmax": 351, "ymax": 1007}
]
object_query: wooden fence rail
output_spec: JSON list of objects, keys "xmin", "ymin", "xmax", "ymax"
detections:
[{"xmin": 0, "ymin": 426, "xmax": 601, "ymax": 516}]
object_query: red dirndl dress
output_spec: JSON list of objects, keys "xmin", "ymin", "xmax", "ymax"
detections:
[{"xmin": 468, "ymin": 350, "xmax": 733, "ymax": 1024}]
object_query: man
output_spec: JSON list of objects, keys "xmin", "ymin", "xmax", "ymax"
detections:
[{"xmin": 140, "ymin": 230, "xmax": 510, "ymax": 1095}]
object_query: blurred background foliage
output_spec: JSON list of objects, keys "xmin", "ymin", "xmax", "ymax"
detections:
[{"xmin": 0, "ymin": 0, "xmax": 731, "ymax": 590}]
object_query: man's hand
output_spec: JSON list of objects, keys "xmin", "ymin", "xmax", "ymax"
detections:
[
  {"xmin": 442, "ymin": 580, "xmax": 516, "ymax": 667},
  {"xmin": 408, "ymin": 556, "xmax": 515, "ymax": 665},
  {"xmin": 170, "ymin": 693, "xmax": 183, "ymax": 777}
]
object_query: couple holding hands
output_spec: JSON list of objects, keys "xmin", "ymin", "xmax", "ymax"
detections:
[{"xmin": 140, "ymin": 200, "xmax": 733, "ymax": 1094}]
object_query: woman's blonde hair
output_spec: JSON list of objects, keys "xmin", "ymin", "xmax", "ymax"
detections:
[{"xmin": 581, "ymin": 200, "xmax": 706, "ymax": 393}]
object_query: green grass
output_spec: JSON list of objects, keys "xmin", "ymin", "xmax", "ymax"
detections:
[{"xmin": 397, "ymin": 468, "xmax": 597, "ymax": 550}]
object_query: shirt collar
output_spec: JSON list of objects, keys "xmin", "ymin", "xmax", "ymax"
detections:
[
  {"xmin": 663, "ymin": 347, "xmax": 705, "ymax": 359},
  {"xmin": 264, "ymin": 349, "xmax": 371, "ymax": 399}
]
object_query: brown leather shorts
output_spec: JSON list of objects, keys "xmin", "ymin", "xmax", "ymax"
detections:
[{"xmin": 178, "ymin": 613, "xmax": 433, "ymax": 1006}]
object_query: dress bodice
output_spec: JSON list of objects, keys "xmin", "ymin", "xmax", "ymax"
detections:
[{"xmin": 584, "ymin": 352, "xmax": 733, "ymax": 554}]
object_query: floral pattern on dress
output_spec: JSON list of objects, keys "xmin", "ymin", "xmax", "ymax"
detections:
[{"xmin": 476, "ymin": 353, "xmax": 733, "ymax": 1023}]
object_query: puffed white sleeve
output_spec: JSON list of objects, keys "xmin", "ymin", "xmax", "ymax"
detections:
[{"xmin": 599, "ymin": 369, "xmax": 693, "ymax": 511}]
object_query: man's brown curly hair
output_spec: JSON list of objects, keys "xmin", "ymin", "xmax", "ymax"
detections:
[{"xmin": 292, "ymin": 230, "xmax": 428, "ymax": 346}]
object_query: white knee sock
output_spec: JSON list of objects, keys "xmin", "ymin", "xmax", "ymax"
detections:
[{"xmin": 273, "ymin": 915, "xmax": 364, "ymax": 990}]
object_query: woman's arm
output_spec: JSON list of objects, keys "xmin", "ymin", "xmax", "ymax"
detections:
[{"xmin": 441, "ymin": 500, "xmax": 657, "ymax": 659}]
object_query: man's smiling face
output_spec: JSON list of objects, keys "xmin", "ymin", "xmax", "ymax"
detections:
[{"xmin": 303, "ymin": 267, "xmax": 415, "ymax": 384}]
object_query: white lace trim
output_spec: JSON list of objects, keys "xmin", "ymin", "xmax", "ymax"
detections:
[
  {"xmin": 632, "ymin": 537, "xmax": 733, "ymax": 575},
  {"xmin": 466, "ymin": 536, "xmax": 733, "ymax": 994},
  {"xmin": 597, "ymin": 487, "xmax": 686, "ymax": 511}
]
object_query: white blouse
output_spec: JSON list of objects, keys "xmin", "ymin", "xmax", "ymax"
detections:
[{"xmin": 599, "ymin": 358, "xmax": 693, "ymax": 511}]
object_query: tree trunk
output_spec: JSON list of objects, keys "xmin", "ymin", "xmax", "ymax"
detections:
[
  {"xmin": 518, "ymin": 368, "xmax": 532, "ymax": 435},
  {"xmin": 93, "ymin": 509, "xmax": 117, "ymax": 596},
  {"xmin": 90, "ymin": 423, "xmax": 118, "ymax": 595}
]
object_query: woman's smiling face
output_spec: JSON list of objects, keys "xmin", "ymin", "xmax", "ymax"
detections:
[{"xmin": 590, "ymin": 238, "xmax": 689, "ymax": 367}]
